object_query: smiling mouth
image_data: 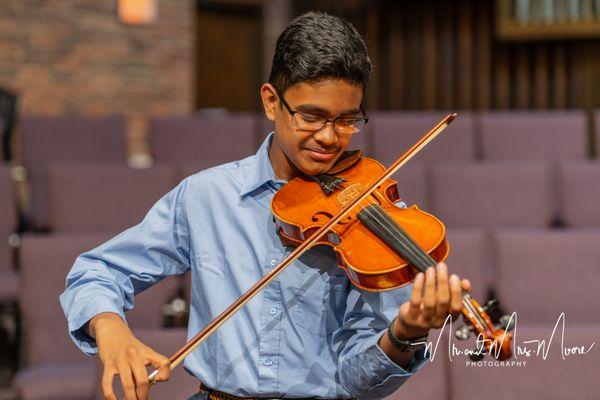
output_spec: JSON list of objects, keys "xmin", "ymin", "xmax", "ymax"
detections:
[{"xmin": 304, "ymin": 148, "xmax": 338, "ymax": 161}]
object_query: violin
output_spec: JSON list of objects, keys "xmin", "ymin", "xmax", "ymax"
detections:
[
  {"xmin": 272, "ymin": 151, "xmax": 513, "ymax": 361},
  {"xmin": 146, "ymin": 114, "xmax": 512, "ymax": 388}
]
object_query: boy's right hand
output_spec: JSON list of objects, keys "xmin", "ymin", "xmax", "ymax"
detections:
[{"xmin": 90, "ymin": 313, "xmax": 171, "ymax": 400}]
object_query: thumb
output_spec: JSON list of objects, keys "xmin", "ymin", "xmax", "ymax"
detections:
[{"xmin": 146, "ymin": 350, "xmax": 171, "ymax": 383}]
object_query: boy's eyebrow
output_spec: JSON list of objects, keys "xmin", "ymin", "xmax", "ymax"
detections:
[{"xmin": 296, "ymin": 103, "xmax": 362, "ymax": 116}]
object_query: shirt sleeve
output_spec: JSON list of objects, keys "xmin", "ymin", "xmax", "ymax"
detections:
[
  {"xmin": 59, "ymin": 178, "xmax": 192, "ymax": 355},
  {"xmin": 332, "ymin": 284, "xmax": 429, "ymax": 400}
]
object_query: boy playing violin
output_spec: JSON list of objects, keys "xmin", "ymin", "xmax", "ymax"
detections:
[{"xmin": 61, "ymin": 11, "xmax": 470, "ymax": 400}]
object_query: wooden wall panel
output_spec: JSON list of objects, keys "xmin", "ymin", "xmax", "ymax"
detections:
[{"xmin": 291, "ymin": 0, "xmax": 600, "ymax": 112}]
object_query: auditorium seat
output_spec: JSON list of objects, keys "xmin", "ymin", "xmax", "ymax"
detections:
[
  {"xmin": 93, "ymin": 328, "xmax": 199, "ymax": 400},
  {"xmin": 493, "ymin": 230, "xmax": 600, "ymax": 324},
  {"xmin": 480, "ymin": 111, "xmax": 587, "ymax": 162},
  {"xmin": 370, "ymin": 111, "xmax": 476, "ymax": 166},
  {"xmin": 13, "ymin": 234, "xmax": 181, "ymax": 400},
  {"xmin": 558, "ymin": 161, "xmax": 600, "ymax": 227},
  {"xmin": 392, "ymin": 164, "xmax": 429, "ymax": 210},
  {"xmin": 449, "ymin": 324, "xmax": 600, "ymax": 400},
  {"xmin": 431, "ymin": 162, "xmax": 553, "ymax": 229},
  {"xmin": 0, "ymin": 164, "xmax": 17, "ymax": 303},
  {"xmin": 445, "ymin": 229, "xmax": 488, "ymax": 301},
  {"xmin": 48, "ymin": 163, "xmax": 176, "ymax": 233},
  {"xmin": 150, "ymin": 114, "xmax": 258, "ymax": 171},
  {"xmin": 19, "ymin": 115, "xmax": 127, "ymax": 229},
  {"xmin": 595, "ymin": 110, "xmax": 600, "ymax": 158}
]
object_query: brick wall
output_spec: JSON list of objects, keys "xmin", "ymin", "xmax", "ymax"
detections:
[{"xmin": 0, "ymin": 0, "xmax": 195, "ymax": 117}]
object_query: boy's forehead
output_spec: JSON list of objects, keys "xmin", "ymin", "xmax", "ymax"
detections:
[{"xmin": 284, "ymin": 79, "xmax": 363, "ymax": 113}]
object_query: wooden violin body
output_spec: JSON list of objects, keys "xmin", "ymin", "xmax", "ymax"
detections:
[
  {"xmin": 272, "ymin": 156, "xmax": 449, "ymax": 291},
  {"xmin": 272, "ymin": 154, "xmax": 512, "ymax": 361}
]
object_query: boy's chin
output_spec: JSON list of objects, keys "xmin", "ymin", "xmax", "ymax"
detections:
[{"xmin": 297, "ymin": 160, "xmax": 335, "ymax": 177}]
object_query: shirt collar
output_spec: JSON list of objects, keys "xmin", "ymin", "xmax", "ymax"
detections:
[{"xmin": 239, "ymin": 132, "xmax": 287, "ymax": 197}]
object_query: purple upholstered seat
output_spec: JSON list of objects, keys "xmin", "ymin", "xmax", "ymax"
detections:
[
  {"xmin": 431, "ymin": 162, "xmax": 553, "ymax": 229},
  {"xmin": 445, "ymin": 229, "xmax": 488, "ymax": 301},
  {"xmin": 370, "ymin": 111, "xmax": 476, "ymax": 167},
  {"xmin": 480, "ymin": 111, "xmax": 587, "ymax": 162},
  {"xmin": 94, "ymin": 328, "xmax": 199, "ymax": 400},
  {"xmin": 48, "ymin": 163, "xmax": 176, "ymax": 233},
  {"xmin": 393, "ymin": 164, "xmax": 429, "ymax": 210},
  {"xmin": 19, "ymin": 115, "xmax": 127, "ymax": 229},
  {"xmin": 558, "ymin": 161, "xmax": 600, "ymax": 228},
  {"xmin": 13, "ymin": 361, "xmax": 97, "ymax": 400},
  {"xmin": 493, "ymin": 230, "xmax": 600, "ymax": 324},
  {"xmin": 449, "ymin": 324, "xmax": 600, "ymax": 400},
  {"xmin": 595, "ymin": 110, "xmax": 600, "ymax": 157},
  {"xmin": 13, "ymin": 233, "xmax": 180, "ymax": 399},
  {"xmin": 0, "ymin": 164, "xmax": 17, "ymax": 302},
  {"xmin": 150, "ymin": 114, "xmax": 258, "ymax": 170}
]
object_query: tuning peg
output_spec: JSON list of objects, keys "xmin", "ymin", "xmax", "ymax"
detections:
[
  {"xmin": 454, "ymin": 324, "xmax": 472, "ymax": 341},
  {"xmin": 469, "ymin": 348, "xmax": 486, "ymax": 362},
  {"xmin": 499, "ymin": 314, "xmax": 515, "ymax": 331},
  {"xmin": 482, "ymin": 299, "xmax": 499, "ymax": 312}
]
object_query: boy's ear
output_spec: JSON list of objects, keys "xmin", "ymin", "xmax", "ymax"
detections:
[{"xmin": 260, "ymin": 83, "xmax": 278, "ymax": 122}]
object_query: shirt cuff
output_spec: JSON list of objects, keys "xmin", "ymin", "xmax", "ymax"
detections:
[
  {"xmin": 66, "ymin": 296, "xmax": 127, "ymax": 356},
  {"xmin": 361, "ymin": 330, "xmax": 429, "ymax": 397}
]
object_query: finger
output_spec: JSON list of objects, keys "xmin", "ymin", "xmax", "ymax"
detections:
[
  {"xmin": 408, "ymin": 272, "xmax": 425, "ymax": 319},
  {"xmin": 461, "ymin": 278, "xmax": 472, "ymax": 293},
  {"xmin": 449, "ymin": 274, "xmax": 463, "ymax": 315},
  {"xmin": 435, "ymin": 263, "xmax": 450, "ymax": 319},
  {"xmin": 102, "ymin": 368, "xmax": 118, "ymax": 400},
  {"xmin": 129, "ymin": 350, "xmax": 150, "ymax": 400},
  {"xmin": 117, "ymin": 358, "xmax": 138, "ymax": 400},
  {"xmin": 146, "ymin": 351, "xmax": 171, "ymax": 383},
  {"xmin": 422, "ymin": 267, "xmax": 437, "ymax": 321}
]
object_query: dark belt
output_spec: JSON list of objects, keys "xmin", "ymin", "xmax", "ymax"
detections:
[{"xmin": 199, "ymin": 383, "xmax": 353, "ymax": 400}]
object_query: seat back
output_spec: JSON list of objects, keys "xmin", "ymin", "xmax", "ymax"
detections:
[
  {"xmin": 449, "ymin": 324, "xmax": 600, "ymax": 400},
  {"xmin": 48, "ymin": 163, "xmax": 176, "ymax": 233},
  {"xmin": 19, "ymin": 115, "xmax": 126, "ymax": 228},
  {"xmin": 558, "ymin": 161, "xmax": 600, "ymax": 227},
  {"xmin": 370, "ymin": 111, "xmax": 475, "ymax": 166},
  {"xmin": 431, "ymin": 162, "xmax": 553, "ymax": 229},
  {"xmin": 20, "ymin": 234, "xmax": 179, "ymax": 365},
  {"xmin": 150, "ymin": 114, "xmax": 257, "ymax": 169},
  {"xmin": 445, "ymin": 229, "xmax": 488, "ymax": 301},
  {"xmin": 480, "ymin": 111, "xmax": 587, "ymax": 161},
  {"xmin": 493, "ymin": 230, "xmax": 600, "ymax": 324}
]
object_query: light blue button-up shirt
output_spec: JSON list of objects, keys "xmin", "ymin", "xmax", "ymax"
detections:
[{"xmin": 60, "ymin": 133, "xmax": 427, "ymax": 399}]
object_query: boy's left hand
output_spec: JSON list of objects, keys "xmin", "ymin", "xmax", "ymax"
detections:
[{"xmin": 394, "ymin": 262, "xmax": 471, "ymax": 339}]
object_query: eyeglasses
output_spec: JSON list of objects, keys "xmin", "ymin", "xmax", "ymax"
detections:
[{"xmin": 279, "ymin": 94, "xmax": 369, "ymax": 135}]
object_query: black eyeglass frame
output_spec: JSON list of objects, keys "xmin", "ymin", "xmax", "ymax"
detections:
[{"xmin": 278, "ymin": 92, "xmax": 369, "ymax": 135}]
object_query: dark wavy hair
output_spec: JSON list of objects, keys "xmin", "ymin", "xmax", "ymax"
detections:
[{"xmin": 268, "ymin": 11, "xmax": 372, "ymax": 94}]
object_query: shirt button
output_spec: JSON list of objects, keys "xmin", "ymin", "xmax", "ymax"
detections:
[
  {"xmin": 269, "ymin": 307, "xmax": 277, "ymax": 315},
  {"xmin": 265, "ymin": 359, "xmax": 273, "ymax": 366},
  {"xmin": 270, "ymin": 259, "xmax": 277, "ymax": 267}
]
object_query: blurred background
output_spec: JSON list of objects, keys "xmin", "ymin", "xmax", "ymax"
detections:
[{"xmin": 1, "ymin": 0, "xmax": 599, "ymax": 399}]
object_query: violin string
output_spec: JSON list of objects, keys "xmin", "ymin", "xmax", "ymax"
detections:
[
  {"xmin": 361, "ymin": 199, "xmax": 435, "ymax": 271},
  {"xmin": 356, "ymin": 198, "xmax": 489, "ymax": 330}
]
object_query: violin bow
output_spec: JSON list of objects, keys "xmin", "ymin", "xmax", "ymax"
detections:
[{"xmin": 146, "ymin": 113, "xmax": 457, "ymax": 385}]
